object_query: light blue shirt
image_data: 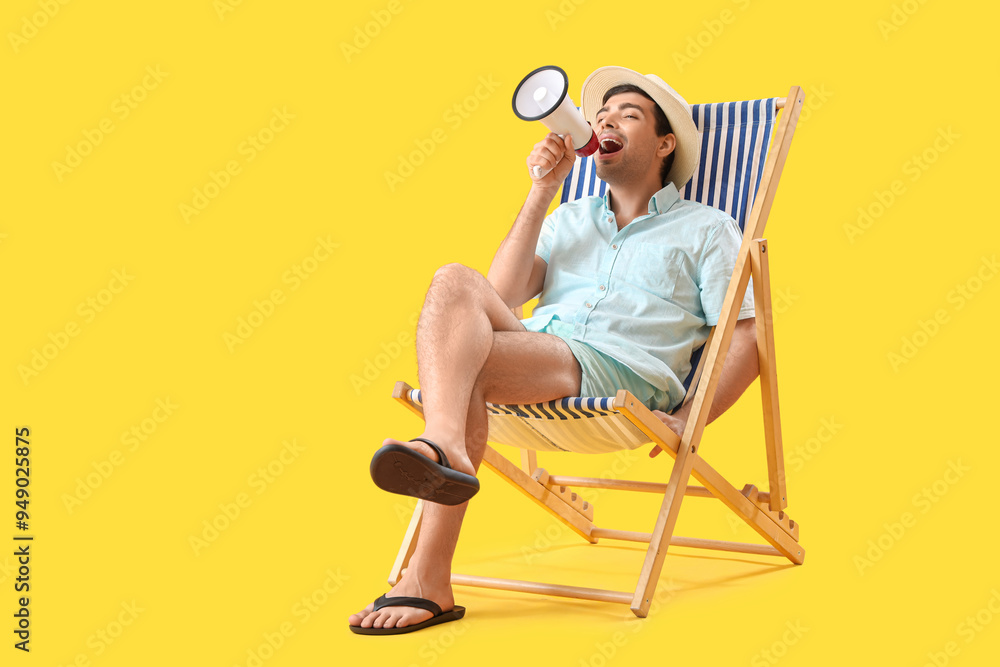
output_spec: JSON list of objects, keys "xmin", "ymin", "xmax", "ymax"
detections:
[{"xmin": 521, "ymin": 182, "xmax": 755, "ymax": 411}]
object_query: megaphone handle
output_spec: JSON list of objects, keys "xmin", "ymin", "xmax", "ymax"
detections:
[{"xmin": 531, "ymin": 131, "xmax": 572, "ymax": 180}]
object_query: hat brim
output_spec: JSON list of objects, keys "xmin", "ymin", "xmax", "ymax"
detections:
[{"xmin": 581, "ymin": 66, "xmax": 699, "ymax": 190}]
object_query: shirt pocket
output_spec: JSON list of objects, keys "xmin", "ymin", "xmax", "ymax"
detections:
[{"xmin": 620, "ymin": 244, "xmax": 687, "ymax": 301}]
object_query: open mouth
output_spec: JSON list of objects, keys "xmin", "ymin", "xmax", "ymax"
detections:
[{"xmin": 599, "ymin": 136, "xmax": 624, "ymax": 155}]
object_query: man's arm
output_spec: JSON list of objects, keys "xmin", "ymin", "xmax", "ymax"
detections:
[
  {"xmin": 486, "ymin": 133, "xmax": 576, "ymax": 308},
  {"xmin": 652, "ymin": 317, "xmax": 759, "ymax": 452},
  {"xmin": 486, "ymin": 188, "xmax": 553, "ymax": 309}
]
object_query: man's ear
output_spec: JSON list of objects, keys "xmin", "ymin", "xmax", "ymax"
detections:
[{"xmin": 657, "ymin": 133, "xmax": 677, "ymax": 158}]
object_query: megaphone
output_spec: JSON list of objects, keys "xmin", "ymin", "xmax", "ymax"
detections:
[{"xmin": 512, "ymin": 65, "xmax": 599, "ymax": 179}]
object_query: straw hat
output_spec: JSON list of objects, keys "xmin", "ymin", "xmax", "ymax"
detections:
[{"xmin": 581, "ymin": 66, "xmax": 699, "ymax": 189}]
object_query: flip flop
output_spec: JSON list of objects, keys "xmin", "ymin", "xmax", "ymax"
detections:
[
  {"xmin": 349, "ymin": 594, "xmax": 466, "ymax": 635},
  {"xmin": 369, "ymin": 437, "xmax": 480, "ymax": 505}
]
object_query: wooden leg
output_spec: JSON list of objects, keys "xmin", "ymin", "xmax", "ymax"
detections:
[
  {"xmin": 751, "ymin": 239, "xmax": 787, "ymax": 512},
  {"xmin": 629, "ymin": 439, "xmax": 696, "ymax": 617},
  {"xmin": 388, "ymin": 500, "xmax": 423, "ymax": 585},
  {"xmin": 520, "ymin": 449, "xmax": 537, "ymax": 474}
]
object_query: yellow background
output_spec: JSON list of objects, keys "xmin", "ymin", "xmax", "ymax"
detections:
[{"xmin": 2, "ymin": 0, "xmax": 998, "ymax": 664}]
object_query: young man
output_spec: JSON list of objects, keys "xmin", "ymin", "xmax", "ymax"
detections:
[{"xmin": 350, "ymin": 66, "xmax": 759, "ymax": 635}]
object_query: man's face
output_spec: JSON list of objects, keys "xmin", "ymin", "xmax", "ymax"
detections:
[{"xmin": 591, "ymin": 92, "xmax": 675, "ymax": 187}]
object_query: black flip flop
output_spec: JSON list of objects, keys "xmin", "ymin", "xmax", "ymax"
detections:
[
  {"xmin": 369, "ymin": 437, "xmax": 480, "ymax": 505},
  {"xmin": 349, "ymin": 594, "xmax": 466, "ymax": 635}
]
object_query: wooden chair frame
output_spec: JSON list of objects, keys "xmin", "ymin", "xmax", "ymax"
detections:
[{"xmin": 388, "ymin": 86, "xmax": 806, "ymax": 618}]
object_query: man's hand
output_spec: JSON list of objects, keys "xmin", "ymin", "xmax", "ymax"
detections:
[
  {"xmin": 649, "ymin": 409, "xmax": 686, "ymax": 458},
  {"xmin": 527, "ymin": 133, "xmax": 576, "ymax": 190},
  {"xmin": 645, "ymin": 319, "xmax": 759, "ymax": 459}
]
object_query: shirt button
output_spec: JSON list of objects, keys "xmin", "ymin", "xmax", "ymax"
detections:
[
  {"xmin": 612, "ymin": 244, "xmax": 618, "ymax": 249},
  {"xmin": 585, "ymin": 302, "xmax": 592, "ymax": 308},
  {"xmin": 599, "ymin": 285, "xmax": 606, "ymax": 291}
]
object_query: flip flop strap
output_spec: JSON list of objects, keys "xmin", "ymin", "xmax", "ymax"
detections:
[
  {"xmin": 373, "ymin": 594, "xmax": 443, "ymax": 616},
  {"xmin": 410, "ymin": 437, "xmax": 450, "ymax": 470}
]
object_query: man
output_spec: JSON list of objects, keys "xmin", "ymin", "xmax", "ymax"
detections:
[{"xmin": 349, "ymin": 66, "xmax": 759, "ymax": 635}]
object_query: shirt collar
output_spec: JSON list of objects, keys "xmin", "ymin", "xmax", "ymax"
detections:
[
  {"xmin": 650, "ymin": 182, "xmax": 680, "ymax": 214},
  {"xmin": 602, "ymin": 182, "xmax": 681, "ymax": 219}
]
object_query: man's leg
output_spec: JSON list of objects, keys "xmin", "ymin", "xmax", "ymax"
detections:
[
  {"xmin": 388, "ymin": 262, "xmax": 578, "ymax": 475},
  {"xmin": 350, "ymin": 264, "xmax": 582, "ymax": 630}
]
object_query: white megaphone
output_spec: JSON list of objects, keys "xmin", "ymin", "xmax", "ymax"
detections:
[{"xmin": 512, "ymin": 65, "xmax": 599, "ymax": 179}]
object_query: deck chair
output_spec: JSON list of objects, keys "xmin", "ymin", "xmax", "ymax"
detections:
[{"xmin": 389, "ymin": 86, "xmax": 806, "ymax": 618}]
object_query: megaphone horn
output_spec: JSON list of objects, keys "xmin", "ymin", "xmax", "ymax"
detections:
[{"xmin": 512, "ymin": 65, "xmax": 599, "ymax": 179}]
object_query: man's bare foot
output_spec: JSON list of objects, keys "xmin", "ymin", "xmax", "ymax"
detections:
[
  {"xmin": 380, "ymin": 435, "xmax": 475, "ymax": 477},
  {"xmin": 348, "ymin": 569, "xmax": 455, "ymax": 631}
]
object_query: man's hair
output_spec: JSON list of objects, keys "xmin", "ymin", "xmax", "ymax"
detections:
[{"xmin": 602, "ymin": 84, "xmax": 675, "ymax": 186}]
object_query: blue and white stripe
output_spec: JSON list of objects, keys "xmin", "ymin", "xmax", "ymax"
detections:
[
  {"xmin": 408, "ymin": 389, "xmax": 650, "ymax": 454},
  {"xmin": 560, "ymin": 98, "xmax": 778, "ymax": 232}
]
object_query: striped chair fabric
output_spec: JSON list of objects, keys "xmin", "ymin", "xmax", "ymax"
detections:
[
  {"xmin": 480, "ymin": 98, "xmax": 780, "ymax": 453},
  {"xmin": 408, "ymin": 388, "xmax": 650, "ymax": 454},
  {"xmin": 561, "ymin": 97, "xmax": 779, "ymax": 233}
]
